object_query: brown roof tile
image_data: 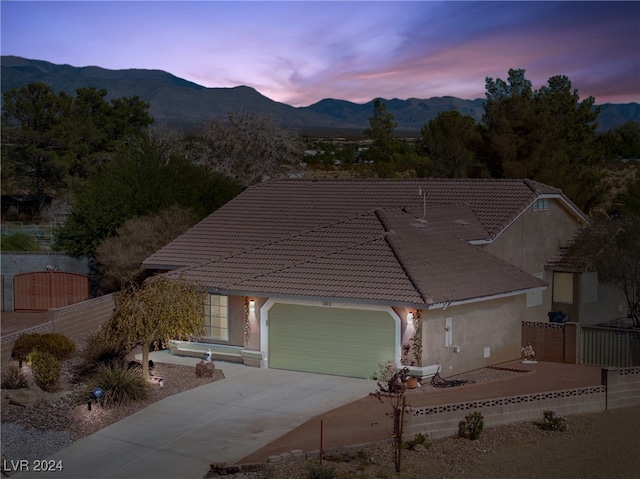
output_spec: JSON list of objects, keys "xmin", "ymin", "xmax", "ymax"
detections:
[{"xmin": 145, "ymin": 179, "xmax": 575, "ymax": 305}]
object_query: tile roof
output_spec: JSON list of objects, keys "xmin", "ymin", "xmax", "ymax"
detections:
[
  {"xmin": 144, "ymin": 178, "xmax": 577, "ymax": 271},
  {"xmin": 546, "ymin": 222, "xmax": 609, "ymax": 272},
  {"xmin": 148, "ymin": 178, "xmax": 558, "ymax": 307}
]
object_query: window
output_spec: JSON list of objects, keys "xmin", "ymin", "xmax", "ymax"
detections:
[
  {"xmin": 533, "ymin": 199, "xmax": 549, "ymax": 212},
  {"xmin": 553, "ymin": 272, "xmax": 573, "ymax": 304},
  {"xmin": 204, "ymin": 294, "xmax": 229, "ymax": 340}
]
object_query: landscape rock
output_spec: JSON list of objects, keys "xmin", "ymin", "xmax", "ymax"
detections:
[
  {"xmin": 196, "ymin": 361, "xmax": 216, "ymax": 378},
  {"xmin": 6, "ymin": 390, "xmax": 37, "ymax": 408}
]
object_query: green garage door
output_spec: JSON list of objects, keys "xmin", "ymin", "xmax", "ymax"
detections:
[{"xmin": 268, "ymin": 303, "xmax": 396, "ymax": 379}]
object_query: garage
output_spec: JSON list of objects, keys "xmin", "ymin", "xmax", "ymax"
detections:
[{"xmin": 267, "ymin": 303, "xmax": 398, "ymax": 379}]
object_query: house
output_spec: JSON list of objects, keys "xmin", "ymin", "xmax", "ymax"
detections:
[
  {"xmin": 142, "ymin": 179, "xmax": 588, "ymax": 378},
  {"xmin": 545, "ymin": 222, "xmax": 628, "ymax": 326}
]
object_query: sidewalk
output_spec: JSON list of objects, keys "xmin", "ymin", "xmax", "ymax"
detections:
[{"xmin": 239, "ymin": 360, "xmax": 603, "ymax": 464}]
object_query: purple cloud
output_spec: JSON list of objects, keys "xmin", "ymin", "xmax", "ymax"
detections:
[{"xmin": 1, "ymin": 2, "xmax": 637, "ymax": 106}]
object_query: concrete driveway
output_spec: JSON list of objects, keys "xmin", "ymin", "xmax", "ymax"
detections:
[{"xmin": 15, "ymin": 352, "xmax": 375, "ymax": 479}]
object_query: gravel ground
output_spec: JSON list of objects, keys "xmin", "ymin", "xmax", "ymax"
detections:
[
  {"xmin": 210, "ymin": 406, "xmax": 640, "ymax": 479},
  {"xmin": 1, "ymin": 345, "xmax": 223, "ymax": 469},
  {"xmin": 2, "ymin": 345, "xmax": 638, "ymax": 479}
]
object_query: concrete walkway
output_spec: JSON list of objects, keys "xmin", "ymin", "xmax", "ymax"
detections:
[{"xmin": 15, "ymin": 352, "xmax": 375, "ymax": 479}]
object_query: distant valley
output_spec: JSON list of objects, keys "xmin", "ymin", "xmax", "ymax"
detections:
[{"xmin": 2, "ymin": 56, "xmax": 638, "ymax": 135}]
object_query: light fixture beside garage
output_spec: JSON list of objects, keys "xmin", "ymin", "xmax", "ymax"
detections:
[
  {"xmin": 406, "ymin": 312, "xmax": 414, "ymax": 324},
  {"xmin": 249, "ymin": 300, "xmax": 256, "ymax": 313}
]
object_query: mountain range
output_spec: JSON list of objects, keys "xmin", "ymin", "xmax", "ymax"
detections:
[{"xmin": 2, "ymin": 56, "xmax": 638, "ymax": 135}]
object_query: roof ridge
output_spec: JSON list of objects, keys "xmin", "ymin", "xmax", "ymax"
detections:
[
  {"xmin": 375, "ymin": 209, "xmax": 431, "ymax": 304},
  {"xmin": 227, "ymin": 233, "xmax": 388, "ymax": 288},
  {"xmin": 170, "ymin": 210, "xmax": 382, "ymax": 277}
]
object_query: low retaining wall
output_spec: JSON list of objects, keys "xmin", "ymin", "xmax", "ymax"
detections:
[
  {"xmin": 1, "ymin": 293, "xmax": 116, "ymax": 363},
  {"xmin": 405, "ymin": 366, "xmax": 640, "ymax": 440},
  {"xmin": 603, "ymin": 366, "xmax": 640, "ymax": 410},
  {"xmin": 405, "ymin": 385, "xmax": 606, "ymax": 439}
]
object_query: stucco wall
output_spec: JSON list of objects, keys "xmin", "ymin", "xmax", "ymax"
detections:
[
  {"xmin": 422, "ymin": 295, "xmax": 525, "ymax": 376},
  {"xmin": 578, "ymin": 278, "xmax": 627, "ymax": 326},
  {"xmin": 482, "ymin": 199, "xmax": 584, "ymax": 324}
]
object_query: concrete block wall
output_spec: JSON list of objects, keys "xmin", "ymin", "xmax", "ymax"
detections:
[
  {"xmin": 603, "ymin": 366, "xmax": 640, "ymax": 410},
  {"xmin": 1, "ymin": 321, "xmax": 54, "ymax": 364},
  {"xmin": 50, "ymin": 293, "xmax": 116, "ymax": 340},
  {"xmin": 405, "ymin": 385, "xmax": 606, "ymax": 440},
  {"xmin": 1, "ymin": 293, "xmax": 115, "ymax": 363},
  {"xmin": 522, "ymin": 321, "xmax": 571, "ymax": 363}
]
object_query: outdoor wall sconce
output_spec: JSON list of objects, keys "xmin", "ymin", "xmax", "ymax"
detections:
[
  {"xmin": 249, "ymin": 300, "xmax": 256, "ymax": 313},
  {"xmin": 407, "ymin": 312, "xmax": 414, "ymax": 324}
]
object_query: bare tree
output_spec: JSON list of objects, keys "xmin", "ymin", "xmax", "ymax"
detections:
[
  {"xmin": 95, "ymin": 205, "xmax": 199, "ymax": 293},
  {"xmin": 592, "ymin": 216, "xmax": 640, "ymax": 326},
  {"xmin": 189, "ymin": 112, "xmax": 303, "ymax": 187}
]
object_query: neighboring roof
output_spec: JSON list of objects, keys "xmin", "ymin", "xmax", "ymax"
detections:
[
  {"xmin": 143, "ymin": 178, "xmax": 585, "ymax": 270},
  {"xmin": 146, "ymin": 178, "xmax": 560, "ymax": 307},
  {"xmin": 546, "ymin": 222, "xmax": 609, "ymax": 272}
]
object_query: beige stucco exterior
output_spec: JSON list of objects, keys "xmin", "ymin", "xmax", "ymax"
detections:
[
  {"xmin": 421, "ymin": 295, "xmax": 526, "ymax": 376},
  {"xmin": 482, "ymin": 198, "xmax": 586, "ymax": 323}
]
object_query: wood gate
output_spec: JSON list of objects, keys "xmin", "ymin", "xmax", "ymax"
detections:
[{"xmin": 13, "ymin": 271, "xmax": 90, "ymax": 311}]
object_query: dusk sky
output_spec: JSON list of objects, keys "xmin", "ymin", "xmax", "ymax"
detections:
[{"xmin": 2, "ymin": 1, "xmax": 639, "ymax": 106}]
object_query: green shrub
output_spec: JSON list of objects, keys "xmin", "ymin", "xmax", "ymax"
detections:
[
  {"xmin": 12, "ymin": 333, "xmax": 76, "ymax": 362},
  {"xmin": 12, "ymin": 334, "xmax": 43, "ymax": 362},
  {"xmin": 40, "ymin": 333, "xmax": 76, "ymax": 360},
  {"xmin": 1, "ymin": 363, "xmax": 28, "ymax": 389},
  {"xmin": 458, "ymin": 411, "xmax": 485, "ymax": 440},
  {"xmin": 403, "ymin": 432, "xmax": 429, "ymax": 450},
  {"xmin": 540, "ymin": 410, "xmax": 568, "ymax": 432},
  {"xmin": 28, "ymin": 350, "xmax": 61, "ymax": 392},
  {"xmin": 85, "ymin": 363, "xmax": 150, "ymax": 408},
  {"xmin": 304, "ymin": 461, "xmax": 335, "ymax": 479},
  {"xmin": 76, "ymin": 333, "xmax": 128, "ymax": 378}
]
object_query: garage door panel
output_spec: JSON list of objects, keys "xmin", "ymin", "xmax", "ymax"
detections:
[{"xmin": 269, "ymin": 303, "xmax": 396, "ymax": 379}]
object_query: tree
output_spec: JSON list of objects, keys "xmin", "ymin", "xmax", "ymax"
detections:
[
  {"xmin": 481, "ymin": 69, "xmax": 604, "ymax": 212},
  {"xmin": 100, "ymin": 276, "xmax": 205, "ymax": 380},
  {"xmin": 54, "ymin": 128, "xmax": 241, "ymax": 257},
  {"xmin": 606, "ymin": 121, "xmax": 640, "ymax": 159},
  {"xmin": 95, "ymin": 205, "xmax": 199, "ymax": 293},
  {"xmin": 364, "ymin": 99, "xmax": 398, "ymax": 163},
  {"xmin": 361, "ymin": 99, "xmax": 422, "ymax": 177},
  {"xmin": 189, "ymin": 112, "xmax": 303, "ymax": 187},
  {"xmin": 575, "ymin": 216, "xmax": 640, "ymax": 327},
  {"xmin": 419, "ymin": 111, "xmax": 483, "ymax": 178},
  {"xmin": 1, "ymin": 83, "xmax": 153, "ymax": 197}
]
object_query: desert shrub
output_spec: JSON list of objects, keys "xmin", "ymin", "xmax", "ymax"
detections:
[
  {"xmin": 403, "ymin": 432, "xmax": 429, "ymax": 450},
  {"xmin": 304, "ymin": 461, "xmax": 335, "ymax": 479},
  {"xmin": 12, "ymin": 334, "xmax": 43, "ymax": 362},
  {"xmin": 28, "ymin": 350, "xmax": 61, "ymax": 392},
  {"xmin": 85, "ymin": 363, "xmax": 150, "ymax": 407},
  {"xmin": 1, "ymin": 363, "xmax": 28, "ymax": 389},
  {"xmin": 40, "ymin": 333, "xmax": 76, "ymax": 360},
  {"xmin": 540, "ymin": 410, "xmax": 568, "ymax": 432},
  {"xmin": 77, "ymin": 333, "xmax": 128, "ymax": 378},
  {"xmin": 458, "ymin": 411, "xmax": 485, "ymax": 440},
  {"xmin": 12, "ymin": 333, "xmax": 76, "ymax": 362}
]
